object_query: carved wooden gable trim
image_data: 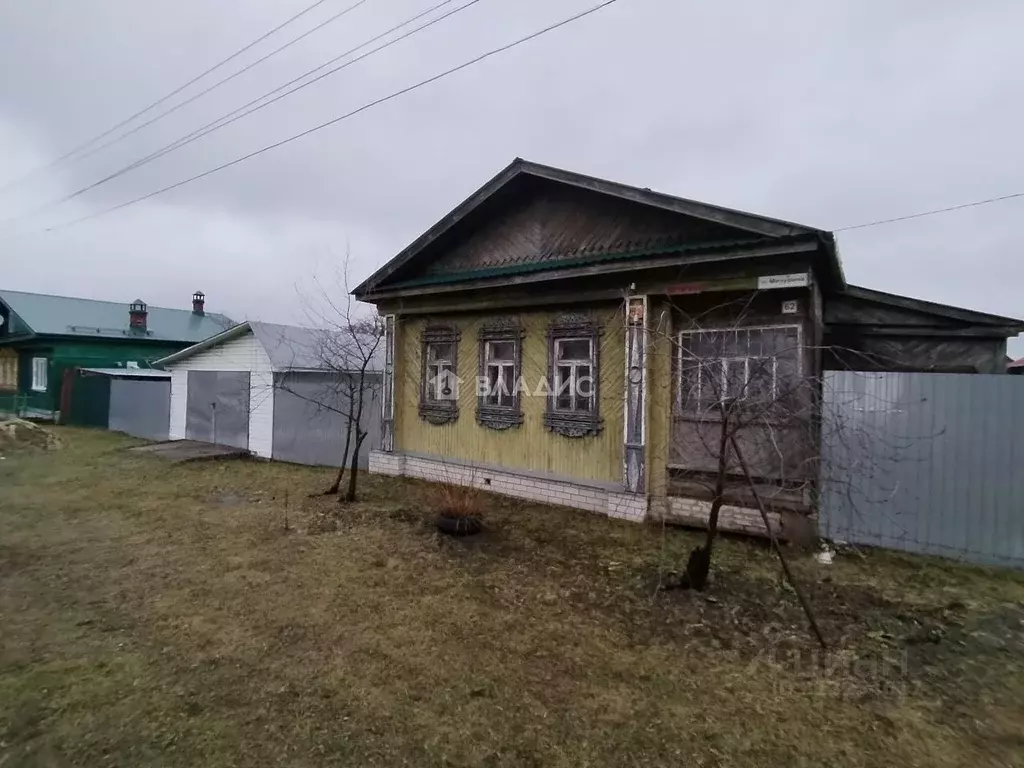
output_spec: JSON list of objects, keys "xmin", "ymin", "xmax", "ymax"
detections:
[{"xmin": 421, "ymin": 184, "xmax": 748, "ymax": 278}]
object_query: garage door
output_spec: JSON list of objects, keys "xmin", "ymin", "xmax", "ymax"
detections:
[{"xmin": 185, "ymin": 371, "xmax": 250, "ymax": 449}]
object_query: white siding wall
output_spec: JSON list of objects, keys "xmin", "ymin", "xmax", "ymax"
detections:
[
  {"xmin": 169, "ymin": 370, "xmax": 187, "ymax": 440},
  {"xmin": 164, "ymin": 332, "xmax": 275, "ymax": 458}
]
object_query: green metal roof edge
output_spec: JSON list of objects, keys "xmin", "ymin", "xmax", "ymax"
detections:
[{"xmin": 385, "ymin": 239, "xmax": 768, "ymax": 290}]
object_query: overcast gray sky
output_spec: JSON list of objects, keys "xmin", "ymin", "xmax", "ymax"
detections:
[{"xmin": 1, "ymin": 0, "xmax": 1022, "ymax": 353}]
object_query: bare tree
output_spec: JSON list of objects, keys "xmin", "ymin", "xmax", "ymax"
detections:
[{"xmin": 275, "ymin": 257, "xmax": 384, "ymax": 502}]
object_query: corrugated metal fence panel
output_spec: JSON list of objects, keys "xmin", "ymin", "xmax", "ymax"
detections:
[
  {"xmin": 108, "ymin": 378, "xmax": 170, "ymax": 441},
  {"xmin": 820, "ymin": 372, "xmax": 1024, "ymax": 568},
  {"xmin": 271, "ymin": 372, "xmax": 381, "ymax": 469}
]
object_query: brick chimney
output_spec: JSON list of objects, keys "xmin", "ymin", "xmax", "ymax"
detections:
[
  {"xmin": 192, "ymin": 291, "xmax": 205, "ymax": 315},
  {"xmin": 129, "ymin": 299, "xmax": 148, "ymax": 330}
]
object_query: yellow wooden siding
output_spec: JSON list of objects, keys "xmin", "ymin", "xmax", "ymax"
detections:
[{"xmin": 394, "ymin": 306, "xmax": 624, "ymax": 484}]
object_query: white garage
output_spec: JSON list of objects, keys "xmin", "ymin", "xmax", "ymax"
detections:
[{"xmin": 155, "ymin": 321, "xmax": 382, "ymax": 468}]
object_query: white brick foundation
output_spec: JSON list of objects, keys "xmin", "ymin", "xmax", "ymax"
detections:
[
  {"xmin": 368, "ymin": 450, "xmax": 647, "ymax": 522},
  {"xmin": 666, "ymin": 496, "xmax": 782, "ymax": 538}
]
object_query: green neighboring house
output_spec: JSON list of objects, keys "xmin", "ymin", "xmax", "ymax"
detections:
[{"xmin": 0, "ymin": 289, "xmax": 232, "ymax": 419}]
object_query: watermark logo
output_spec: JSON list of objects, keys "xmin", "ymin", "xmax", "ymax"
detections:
[
  {"xmin": 426, "ymin": 372, "xmax": 595, "ymax": 400},
  {"xmin": 746, "ymin": 647, "xmax": 910, "ymax": 700}
]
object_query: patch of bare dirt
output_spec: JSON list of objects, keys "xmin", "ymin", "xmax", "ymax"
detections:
[{"xmin": 0, "ymin": 419, "xmax": 64, "ymax": 452}]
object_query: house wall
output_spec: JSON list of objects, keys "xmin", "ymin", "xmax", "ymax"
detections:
[
  {"xmin": 824, "ymin": 334, "xmax": 1007, "ymax": 374},
  {"xmin": 823, "ymin": 292, "xmax": 1010, "ymax": 373},
  {"xmin": 394, "ymin": 304, "xmax": 625, "ymax": 485},
  {"xmin": 8, "ymin": 338, "xmax": 185, "ymax": 418},
  {"xmin": 164, "ymin": 331, "xmax": 275, "ymax": 457}
]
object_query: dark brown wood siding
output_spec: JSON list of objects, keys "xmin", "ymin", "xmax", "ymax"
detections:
[{"xmin": 666, "ymin": 289, "xmax": 818, "ymax": 509}]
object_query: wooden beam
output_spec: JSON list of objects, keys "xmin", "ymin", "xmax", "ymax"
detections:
[
  {"xmin": 360, "ymin": 241, "xmax": 819, "ymax": 302},
  {"xmin": 377, "ymin": 289, "xmax": 626, "ymax": 316},
  {"xmin": 824, "ymin": 324, "xmax": 1018, "ymax": 338}
]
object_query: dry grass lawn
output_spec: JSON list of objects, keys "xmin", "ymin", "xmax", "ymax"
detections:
[{"xmin": 1, "ymin": 428, "xmax": 1023, "ymax": 767}]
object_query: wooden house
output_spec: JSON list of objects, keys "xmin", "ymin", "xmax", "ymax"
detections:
[
  {"xmin": 353, "ymin": 159, "xmax": 1024, "ymax": 534},
  {"xmin": 0, "ymin": 290, "xmax": 231, "ymax": 420}
]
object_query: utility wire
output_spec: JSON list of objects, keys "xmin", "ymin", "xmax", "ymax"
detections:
[
  {"xmin": 0, "ymin": 0, "xmax": 337, "ymax": 193},
  {"xmin": 834, "ymin": 191, "xmax": 1024, "ymax": 232},
  {"xmin": 46, "ymin": 0, "xmax": 372, "ymax": 177},
  {"xmin": 46, "ymin": 0, "xmax": 469, "ymax": 211},
  {"xmin": 45, "ymin": 0, "xmax": 624, "ymax": 233}
]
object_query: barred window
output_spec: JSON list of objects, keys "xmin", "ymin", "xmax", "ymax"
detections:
[{"xmin": 677, "ymin": 326, "xmax": 800, "ymax": 412}]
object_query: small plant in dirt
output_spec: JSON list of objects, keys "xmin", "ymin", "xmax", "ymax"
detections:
[{"xmin": 428, "ymin": 481, "xmax": 484, "ymax": 536}]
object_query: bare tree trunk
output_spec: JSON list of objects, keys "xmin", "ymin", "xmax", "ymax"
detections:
[
  {"xmin": 324, "ymin": 413, "xmax": 354, "ymax": 495},
  {"xmin": 343, "ymin": 431, "xmax": 367, "ymax": 502},
  {"xmin": 681, "ymin": 407, "xmax": 731, "ymax": 591},
  {"xmin": 730, "ymin": 434, "xmax": 827, "ymax": 649}
]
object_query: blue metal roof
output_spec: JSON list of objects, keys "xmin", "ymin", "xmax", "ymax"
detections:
[{"xmin": 0, "ymin": 289, "xmax": 233, "ymax": 343}]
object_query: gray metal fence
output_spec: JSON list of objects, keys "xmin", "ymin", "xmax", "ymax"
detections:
[
  {"xmin": 272, "ymin": 372, "xmax": 381, "ymax": 469},
  {"xmin": 109, "ymin": 378, "xmax": 170, "ymax": 441},
  {"xmin": 820, "ymin": 371, "xmax": 1024, "ymax": 568}
]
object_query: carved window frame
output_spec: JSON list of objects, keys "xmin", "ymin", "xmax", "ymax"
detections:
[
  {"xmin": 419, "ymin": 324, "xmax": 460, "ymax": 425},
  {"xmin": 476, "ymin": 317, "xmax": 525, "ymax": 430},
  {"xmin": 544, "ymin": 314, "xmax": 604, "ymax": 437}
]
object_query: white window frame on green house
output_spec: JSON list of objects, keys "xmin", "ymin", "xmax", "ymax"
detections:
[{"xmin": 31, "ymin": 357, "xmax": 48, "ymax": 392}]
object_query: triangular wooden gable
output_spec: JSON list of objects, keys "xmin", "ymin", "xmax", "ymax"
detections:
[{"xmin": 354, "ymin": 159, "xmax": 827, "ymax": 297}]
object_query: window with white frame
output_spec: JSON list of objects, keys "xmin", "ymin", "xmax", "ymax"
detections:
[
  {"xmin": 477, "ymin": 318, "xmax": 524, "ymax": 430},
  {"xmin": 419, "ymin": 324, "xmax": 460, "ymax": 424},
  {"xmin": 484, "ymin": 339, "xmax": 517, "ymax": 407},
  {"xmin": 544, "ymin": 314, "xmax": 603, "ymax": 437},
  {"xmin": 677, "ymin": 325, "xmax": 800, "ymax": 412},
  {"xmin": 31, "ymin": 357, "xmax": 48, "ymax": 392},
  {"xmin": 553, "ymin": 338, "xmax": 594, "ymax": 412}
]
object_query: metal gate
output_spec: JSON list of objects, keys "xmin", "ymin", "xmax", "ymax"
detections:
[
  {"xmin": 185, "ymin": 371, "xmax": 250, "ymax": 449},
  {"xmin": 109, "ymin": 378, "xmax": 170, "ymax": 441}
]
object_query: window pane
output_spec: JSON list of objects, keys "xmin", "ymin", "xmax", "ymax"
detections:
[
  {"xmin": 426, "ymin": 363, "xmax": 438, "ymax": 400},
  {"xmin": 722, "ymin": 329, "xmax": 746, "ymax": 356},
  {"xmin": 575, "ymin": 394, "xmax": 592, "ymax": 412},
  {"xmin": 724, "ymin": 359, "xmax": 747, "ymax": 400},
  {"xmin": 502, "ymin": 366, "xmax": 515, "ymax": 404},
  {"xmin": 556, "ymin": 393, "xmax": 572, "ymax": 410},
  {"xmin": 576, "ymin": 366, "xmax": 593, "ymax": 397},
  {"xmin": 747, "ymin": 358, "xmax": 774, "ymax": 401},
  {"xmin": 678, "ymin": 358, "xmax": 701, "ymax": 408},
  {"xmin": 486, "ymin": 365, "xmax": 500, "ymax": 405},
  {"xmin": 557, "ymin": 338, "xmax": 591, "ymax": 361},
  {"xmin": 428, "ymin": 342, "xmax": 452, "ymax": 362},
  {"xmin": 556, "ymin": 365, "xmax": 573, "ymax": 395},
  {"xmin": 487, "ymin": 341, "xmax": 514, "ymax": 361}
]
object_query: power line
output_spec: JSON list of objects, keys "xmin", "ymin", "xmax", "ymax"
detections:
[
  {"xmin": 45, "ymin": 0, "xmax": 372, "ymax": 177},
  {"xmin": 0, "ymin": 0, "xmax": 336, "ymax": 193},
  {"xmin": 45, "ymin": 0, "xmax": 624, "ymax": 233},
  {"xmin": 834, "ymin": 191, "xmax": 1024, "ymax": 232},
  {"xmin": 45, "ymin": 0, "xmax": 471, "ymax": 212}
]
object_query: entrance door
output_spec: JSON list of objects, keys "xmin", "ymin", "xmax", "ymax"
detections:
[{"xmin": 185, "ymin": 371, "xmax": 250, "ymax": 449}]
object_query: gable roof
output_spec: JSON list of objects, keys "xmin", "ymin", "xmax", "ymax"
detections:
[
  {"xmin": 0, "ymin": 289, "xmax": 233, "ymax": 343},
  {"xmin": 153, "ymin": 321, "xmax": 385, "ymax": 373},
  {"xmin": 353, "ymin": 158, "xmax": 840, "ymax": 298}
]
